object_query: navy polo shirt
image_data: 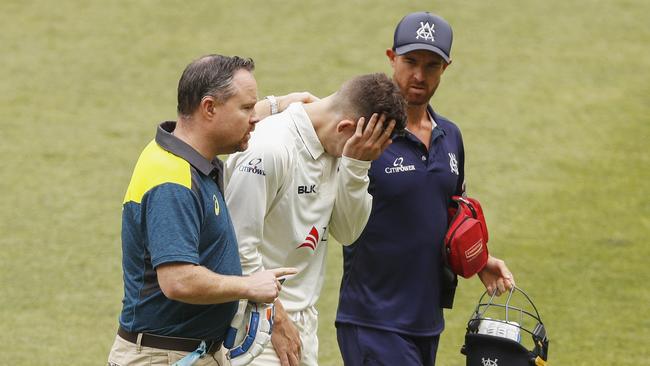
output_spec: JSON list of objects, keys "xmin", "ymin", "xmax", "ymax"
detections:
[
  {"xmin": 119, "ymin": 121, "xmax": 241, "ymax": 341},
  {"xmin": 336, "ymin": 108, "xmax": 465, "ymax": 336}
]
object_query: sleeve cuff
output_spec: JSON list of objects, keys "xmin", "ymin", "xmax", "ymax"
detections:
[
  {"xmin": 152, "ymin": 254, "xmax": 199, "ymax": 269},
  {"xmin": 340, "ymin": 156, "xmax": 371, "ymax": 175}
]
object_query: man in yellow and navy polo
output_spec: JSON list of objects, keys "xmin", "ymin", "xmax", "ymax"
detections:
[{"xmin": 108, "ymin": 54, "xmax": 298, "ymax": 366}]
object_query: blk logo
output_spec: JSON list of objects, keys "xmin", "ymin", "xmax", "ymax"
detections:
[{"xmin": 298, "ymin": 185, "xmax": 317, "ymax": 194}]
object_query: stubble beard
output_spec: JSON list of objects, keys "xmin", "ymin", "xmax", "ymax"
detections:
[
  {"xmin": 406, "ymin": 78, "xmax": 440, "ymax": 107},
  {"xmin": 406, "ymin": 97, "xmax": 430, "ymax": 107},
  {"xmin": 237, "ymin": 132, "xmax": 252, "ymax": 152},
  {"xmin": 236, "ymin": 141, "xmax": 249, "ymax": 153}
]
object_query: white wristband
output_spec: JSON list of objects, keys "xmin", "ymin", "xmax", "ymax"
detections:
[{"xmin": 265, "ymin": 95, "xmax": 278, "ymax": 115}]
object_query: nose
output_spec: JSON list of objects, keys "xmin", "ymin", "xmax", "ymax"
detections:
[
  {"xmin": 250, "ymin": 114, "xmax": 261, "ymax": 125},
  {"xmin": 250, "ymin": 115, "xmax": 260, "ymax": 130},
  {"xmin": 413, "ymin": 67, "xmax": 425, "ymax": 82}
]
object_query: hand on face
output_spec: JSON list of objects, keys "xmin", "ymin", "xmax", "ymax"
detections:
[{"xmin": 341, "ymin": 113, "xmax": 396, "ymax": 161}]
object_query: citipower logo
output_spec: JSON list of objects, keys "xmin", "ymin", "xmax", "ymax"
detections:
[
  {"xmin": 238, "ymin": 158, "xmax": 266, "ymax": 176},
  {"xmin": 385, "ymin": 157, "xmax": 416, "ymax": 174}
]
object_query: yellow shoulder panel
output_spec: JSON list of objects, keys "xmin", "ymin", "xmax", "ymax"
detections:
[{"xmin": 123, "ymin": 140, "xmax": 192, "ymax": 204}]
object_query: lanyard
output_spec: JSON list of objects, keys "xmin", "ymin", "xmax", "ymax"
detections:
[{"xmin": 171, "ymin": 341, "xmax": 207, "ymax": 366}]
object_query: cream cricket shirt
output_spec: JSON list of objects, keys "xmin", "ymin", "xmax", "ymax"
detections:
[{"xmin": 224, "ymin": 103, "xmax": 372, "ymax": 313}]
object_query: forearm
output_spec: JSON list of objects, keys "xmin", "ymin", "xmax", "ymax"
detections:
[
  {"xmin": 254, "ymin": 97, "xmax": 275, "ymax": 120},
  {"xmin": 478, "ymin": 255, "xmax": 515, "ymax": 296},
  {"xmin": 329, "ymin": 157, "xmax": 372, "ymax": 244},
  {"xmin": 270, "ymin": 297, "xmax": 302, "ymax": 363},
  {"xmin": 158, "ymin": 263, "xmax": 250, "ymax": 305},
  {"xmin": 254, "ymin": 92, "xmax": 319, "ymax": 120},
  {"xmin": 272, "ymin": 298, "xmax": 291, "ymax": 325}
]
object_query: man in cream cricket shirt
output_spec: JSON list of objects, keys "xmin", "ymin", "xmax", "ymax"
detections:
[{"xmin": 224, "ymin": 73, "xmax": 407, "ymax": 366}]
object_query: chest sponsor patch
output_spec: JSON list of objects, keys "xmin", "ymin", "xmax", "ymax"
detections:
[{"xmin": 385, "ymin": 156, "xmax": 416, "ymax": 174}]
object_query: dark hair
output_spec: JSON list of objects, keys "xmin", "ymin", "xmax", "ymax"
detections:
[
  {"xmin": 177, "ymin": 54, "xmax": 255, "ymax": 117},
  {"xmin": 337, "ymin": 73, "xmax": 407, "ymax": 133}
]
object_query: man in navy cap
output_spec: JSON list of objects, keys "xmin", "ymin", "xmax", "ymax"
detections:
[{"xmin": 335, "ymin": 12, "xmax": 516, "ymax": 365}]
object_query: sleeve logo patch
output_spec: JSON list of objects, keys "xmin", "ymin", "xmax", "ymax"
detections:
[{"xmin": 238, "ymin": 158, "xmax": 266, "ymax": 176}]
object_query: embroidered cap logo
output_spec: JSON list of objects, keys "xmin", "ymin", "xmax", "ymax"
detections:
[
  {"xmin": 481, "ymin": 357, "xmax": 498, "ymax": 366},
  {"xmin": 416, "ymin": 21, "xmax": 435, "ymax": 42}
]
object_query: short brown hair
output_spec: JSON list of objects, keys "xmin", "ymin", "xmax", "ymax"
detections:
[
  {"xmin": 336, "ymin": 73, "xmax": 407, "ymax": 133},
  {"xmin": 177, "ymin": 54, "xmax": 255, "ymax": 118}
]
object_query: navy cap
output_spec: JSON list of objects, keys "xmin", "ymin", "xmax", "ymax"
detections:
[{"xmin": 392, "ymin": 12, "xmax": 453, "ymax": 63}]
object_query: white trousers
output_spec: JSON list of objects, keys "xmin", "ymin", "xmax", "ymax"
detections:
[{"xmin": 249, "ymin": 306, "xmax": 319, "ymax": 366}]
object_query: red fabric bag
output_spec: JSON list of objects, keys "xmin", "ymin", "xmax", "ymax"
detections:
[{"xmin": 444, "ymin": 196, "xmax": 489, "ymax": 278}]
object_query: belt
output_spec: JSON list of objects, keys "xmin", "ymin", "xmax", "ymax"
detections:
[{"xmin": 118, "ymin": 326, "xmax": 222, "ymax": 354}]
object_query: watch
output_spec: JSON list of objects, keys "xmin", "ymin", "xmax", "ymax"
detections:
[{"xmin": 265, "ymin": 95, "xmax": 278, "ymax": 115}]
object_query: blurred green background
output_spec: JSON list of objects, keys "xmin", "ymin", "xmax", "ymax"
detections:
[{"xmin": 1, "ymin": 0, "xmax": 648, "ymax": 365}]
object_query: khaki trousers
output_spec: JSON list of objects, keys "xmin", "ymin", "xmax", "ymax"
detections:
[{"xmin": 107, "ymin": 334, "xmax": 229, "ymax": 366}]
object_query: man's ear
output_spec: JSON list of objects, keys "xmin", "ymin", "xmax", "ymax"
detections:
[
  {"xmin": 443, "ymin": 59, "xmax": 452, "ymax": 71},
  {"xmin": 336, "ymin": 119, "xmax": 355, "ymax": 133},
  {"xmin": 200, "ymin": 96, "xmax": 217, "ymax": 119},
  {"xmin": 386, "ymin": 48, "xmax": 397, "ymax": 66}
]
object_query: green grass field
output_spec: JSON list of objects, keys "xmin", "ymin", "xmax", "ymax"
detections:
[{"xmin": 1, "ymin": 1, "xmax": 648, "ymax": 365}]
